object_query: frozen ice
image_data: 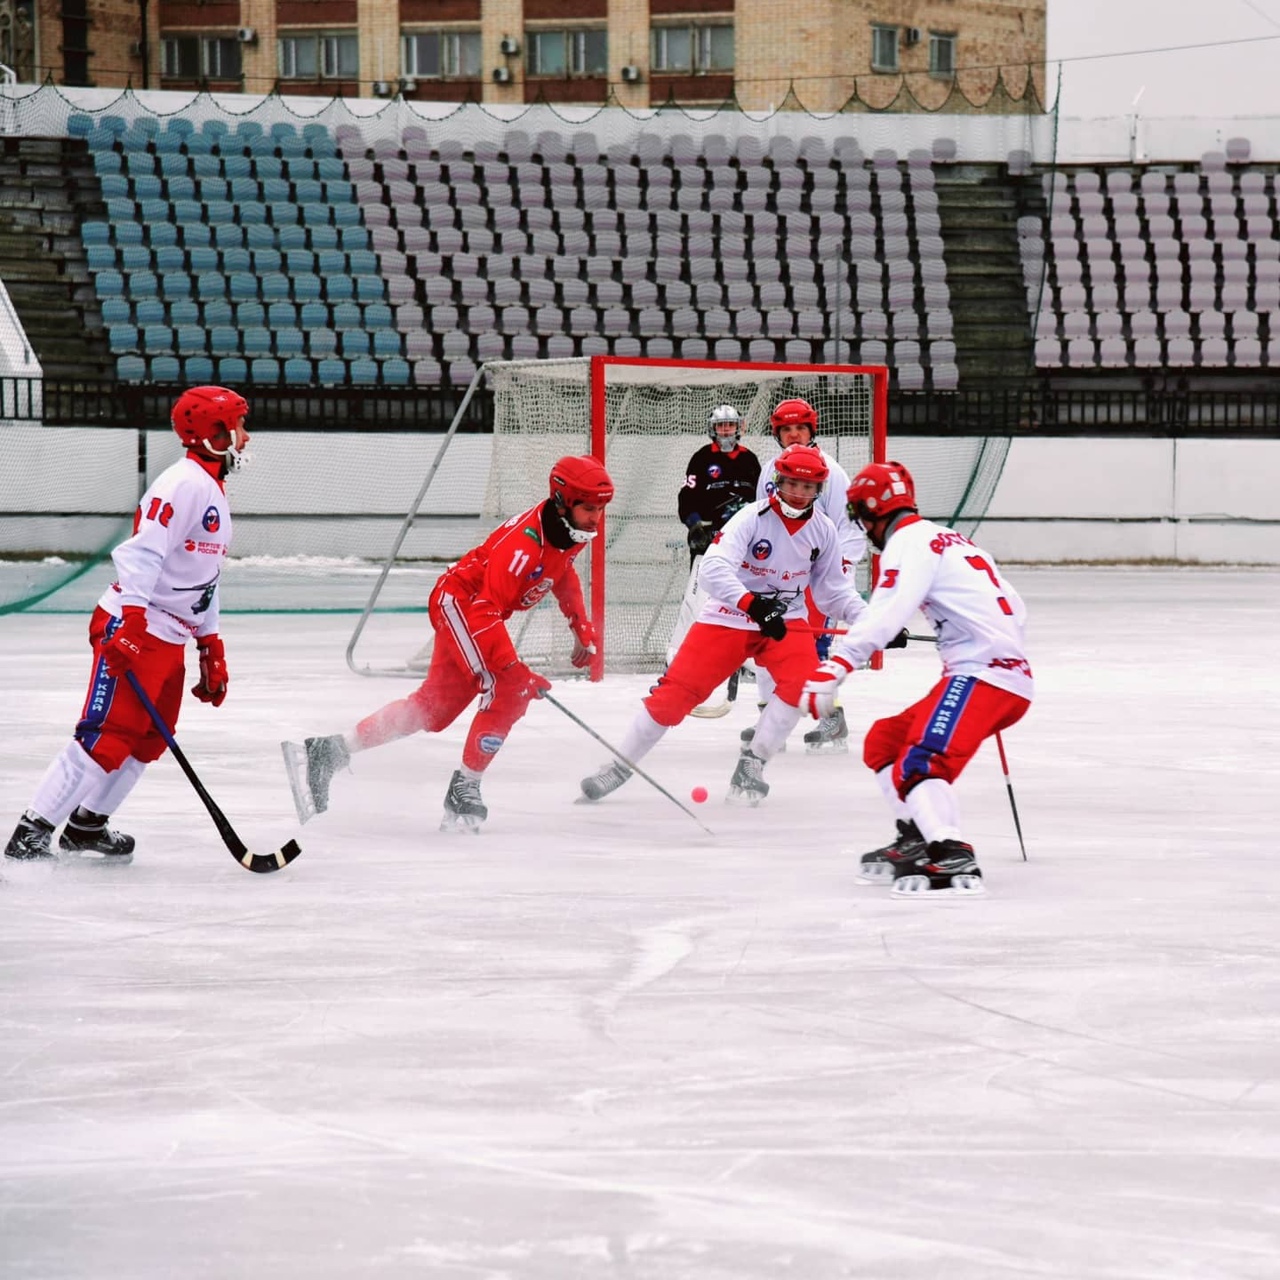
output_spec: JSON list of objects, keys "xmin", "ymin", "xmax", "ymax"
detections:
[{"xmin": 2, "ymin": 567, "xmax": 1279, "ymax": 1278}]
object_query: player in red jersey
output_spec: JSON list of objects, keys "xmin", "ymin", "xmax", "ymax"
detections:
[
  {"xmin": 284, "ymin": 455, "xmax": 614, "ymax": 832},
  {"xmin": 4, "ymin": 385, "xmax": 250, "ymax": 866}
]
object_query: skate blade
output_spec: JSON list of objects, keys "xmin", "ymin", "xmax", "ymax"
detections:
[
  {"xmin": 726, "ymin": 786, "xmax": 766, "ymax": 807},
  {"xmin": 280, "ymin": 741, "xmax": 319, "ymax": 825},
  {"xmin": 57, "ymin": 848, "xmax": 133, "ymax": 866},
  {"xmin": 439, "ymin": 812, "xmax": 483, "ymax": 834},
  {"xmin": 804, "ymin": 740, "xmax": 849, "ymax": 755},
  {"xmin": 855, "ymin": 862, "xmax": 895, "ymax": 885},
  {"xmin": 891, "ymin": 873, "xmax": 986, "ymax": 898}
]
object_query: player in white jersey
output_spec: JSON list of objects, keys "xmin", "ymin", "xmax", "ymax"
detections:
[
  {"xmin": 802, "ymin": 460, "xmax": 1033, "ymax": 897},
  {"xmin": 580, "ymin": 444, "xmax": 867, "ymax": 805},
  {"xmin": 4, "ymin": 386, "xmax": 250, "ymax": 866},
  {"xmin": 746, "ymin": 397, "xmax": 875, "ymax": 755}
]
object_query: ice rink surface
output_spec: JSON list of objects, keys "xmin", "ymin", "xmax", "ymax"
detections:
[{"xmin": 2, "ymin": 566, "xmax": 1279, "ymax": 1280}]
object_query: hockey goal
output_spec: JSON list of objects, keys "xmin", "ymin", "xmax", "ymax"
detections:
[{"xmin": 347, "ymin": 356, "xmax": 888, "ymax": 680}]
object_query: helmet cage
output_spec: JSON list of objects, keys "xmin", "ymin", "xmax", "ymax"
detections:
[{"xmin": 707, "ymin": 403, "xmax": 744, "ymax": 449}]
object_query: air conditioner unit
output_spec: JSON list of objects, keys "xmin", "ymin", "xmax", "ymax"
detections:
[
  {"xmin": 904, "ymin": 27, "xmax": 922, "ymax": 46},
  {"xmin": 372, "ymin": 80, "xmax": 394, "ymax": 97},
  {"xmin": 400, "ymin": 78, "xmax": 417, "ymax": 93},
  {"xmin": 499, "ymin": 36, "xmax": 520, "ymax": 56},
  {"xmin": 620, "ymin": 64, "xmax": 641, "ymax": 83},
  {"xmin": 492, "ymin": 67, "xmax": 512, "ymax": 84},
  {"xmin": 236, "ymin": 27, "xmax": 258, "ymax": 45},
  {"xmin": 129, "ymin": 40, "xmax": 144, "ymax": 57}
]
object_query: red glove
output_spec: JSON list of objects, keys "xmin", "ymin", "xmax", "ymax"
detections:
[
  {"xmin": 191, "ymin": 634, "xmax": 229, "ymax": 707},
  {"xmin": 569, "ymin": 615, "xmax": 597, "ymax": 669},
  {"xmin": 102, "ymin": 606, "xmax": 149, "ymax": 677},
  {"xmin": 504, "ymin": 661, "xmax": 552, "ymax": 702}
]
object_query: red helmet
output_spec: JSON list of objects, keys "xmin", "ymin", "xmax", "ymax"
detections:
[
  {"xmin": 549, "ymin": 455, "xmax": 615, "ymax": 509},
  {"xmin": 773, "ymin": 443, "xmax": 829, "ymax": 487},
  {"xmin": 846, "ymin": 460, "xmax": 917, "ymax": 522},
  {"xmin": 171, "ymin": 385, "xmax": 249, "ymax": 451},
  {"xmin": 769, "ymin": 397, "xmax": 818, "ymax": 441}
]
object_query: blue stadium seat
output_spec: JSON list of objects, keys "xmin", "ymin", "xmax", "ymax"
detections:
[
  {"xmin": 253, "ymin": 248, "xmax": 283, "ymax": 274},
  {"xmin": 189, "ymin": 246, "xmax": 220, "ymax": 273},
  {"xmin": 82, "ymin": 220, "xmax": 112, "ymax": 247},
  {"xmin": 354, "ymin": 275, "xmax": 385, "ymax": 304},
  {"xmin": 260, "ymin": 273, "xmax": 291, "ymax": 302},
  {"xmin": 309, "ymin": 329, "xmax": 339, "ymax": 358},
  {"xmin": 199, "ymin": 118, "xmax": 229, "ymax": 143},
  {"xmin": 175, "ymin": 326, "xmax": 207, "ymax": 355},
  {"xmin": 331, "ymin": 301, "xmax": 361, "ymax": 330},
  {"xmin": 229, "ymin": 176, "xmax": 259, "ymax": 204},
  {"xmin": 339, "ymin": 330, "xmax": 371, "ymax": 358},
  {"xmin": 135, "ymin": 298, "xmax": 166, "ymax": 327},
  {"xmin": 142, "ymin": 324, "xmax": 174, "ymax": 353},
  {"xmin": 382, "ymin": 356, "xmax": 411, "ymax": 385},
  {"xmin": 153, "ymin": 133, "xmax": 184, "ymax": 157},
  {"xmin": 221, "ymin": 247, "xmax": 252, "ymax": 274},
  {"xmin": 236, "ymin": 301, "xmax": 266, "ymax": 328},
  {"xmin": 316, "ymin": 357, "xmax": 345, "ymax": 384},
  {"xmin": 254, "ymin": 155, "xmax": 284, "ymax": 182},
  {"xmin": 108, "ymin": 324, "xmax": 138, "ymax": 353},
  {"xmin": 326, "ymin": 274, "xmax": 354, "ymax": 302},
  {"xmin": 161, "ymin": 274, "xmax": 192, "ymax": 303},
  {"xmin": 349, "ymin": 357, "xmax": 379, "ymax": 384},
  {"xmin": 158, "ymin": 153, "xmax": 190, "ymax": 179},
  {"xmin": 106, "ymin": 196, "xmax": 136, "ymax": 223},
  {"xmin": 221, "ymin": 154, "xmax": 252, "ymax": 181},
  {"xmin": 128, "ymin": 272, "xmax": 160, "ymax": 299},
  {"xmin": 237, "ymin": 200, "xmax": 268, "ymax": 226},
  {"xmin": 331, "ymin": 204, "xmax": 362, "ymax": 229},
  {"xmin": 100, "ymin": 298, "xmax": 131, "ymax": 326},
  {"xmin": 197, "ymin": 272, "xmax": 227, "ymax": 301},
  {"xmin": 282, "ymin": 357, "xmax": 313, "ymax": 384},
  {"xmin": 245, "ymin": 224, "xmax": 277, "ymax": 251},
  {"xmin": 99, "ymin": 174, "xmax": 129, "ymax": 200},
  {"xmin": 68, "ymin": 113, "xmax": 93, "ymax": 138},
  {"xmin": 149, "ymin": 222, "xmax": 179, "ymax": 249},
  {"xmin": 277, "ymin": 224, "xmax": 308, "ymax": 251},
  {"xmin": 372, "ymin": 329, "xmax": 402, "ymax": 358},
  {"xmin": 217, "ymin": 356, "xmax": 248, "ymax": 383},
  {"xmin": 184, "ymin": 132, "xmax": 214, "ymax": 156},
  {"xmin": 120, "ymin": 244, "xmax": 151, "ymax": 273},
  {"xmin": 228, "ymin": 272, "xmax": 258, "ymax": 300},
  {"xmin": 308, "ymin": 224, "xmax": 339, "ymax": 252},
  {"xmin": 132, "ymin": 174, "xmax": 163, "ymax": 201},
  {"xmin": 277, "ymin": 135, "xmax": 307, "ymax": 161},
  {"xmin": 185, "ymin": 355, "xmax": 215, "ymax": 382},
  {"xmin": 202, "ymin": 299, "xmax": 234, "ymax": 327},
  {"xmin": 86, "ymin": 244, "xmax": 117, "ymax": 271},
  {"xmin": 150, "ymin": 355, "xmax": 182, "ymax": 381},
  {"xmin": 303, "ymin": 123, "xmax": 336, "ymax": 157},
  {"xmin": 260, "ymin": 178, "xmax": 290, "ymax": 204},
  {"xmin": 299, "ymin": 301, "xmax": 327, "ymax": 330},
  {"xmin": 117, "ymin": 355, "xmax": 147, "ymax": 381},
  {"xmin": 164, "ymin": 117, "xmax": 194, "ymax": 140},
  {"xmin": 169, "ymin": 299, "xmax": 200, "ymax": 327},
  {"xmin": 285, "ymin": 249, "xmax": 317, "ymax": 275},
  {"xmin": 294, "ymin": 179, "xmax": 323, "ymax": 204},
  {"xmin": 166, "ymin": 176, "xmax": 196, "ymax": 203},
  {"xmin": 292, "ymin": 275, "xmax": 323, "ymax": 303},
  {"xmin": 92, "ymin": 151, "xmax": 122, "ymax": 177},
  {"xmin": 363, "ymin": 302, "xmax": 392, "ymax": 329},
  {"xmin": 209, "ymin": 325, "xmax": 240, "ymax": 356},
  {"xmin": 275, "ymin": 329, "xmax": 305, "ymax": 357},
  {"xmin": 316, "ymin": 157, "xmax": 345, "ymax": 182},
  {"xmin": 138, "ymin": 198, "xmax": 170, "ymax": 226},
  {"xmin": 191, "ymin": 154, "xmax": 221, "ymax": 180},
  {"xmin": 241, "ymin": 327, "xmax": 272, "ymax": 356},
  {"xmin": 171, "ymin": 199, "xmax": 204, "ymax": 225}
]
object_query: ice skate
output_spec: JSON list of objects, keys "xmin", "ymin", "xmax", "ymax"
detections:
[
  {"xmin": 579, "ymin": 760, "xmax": 632, "ymax": 802},
  {"xmin": 58, "ymin": 812, "xmax": 135, "ymax": 864},
  {"xmin": 891, "ymin": 839, "xmax": 985, "ymax": 898},
  {"xmin": 441, "ymin": 769, "xmax": 487, "ymax": 833},
  {"xmin": 4, "ymin": 814, "xmax": 55, "ymax": 862},
  {"xmin": 855, "ymin": 819, "xmax": 927, "ymax": 884},
  {"xmin": 281, "ymin": 734, "xmax": 349, "ymax": 823},
  {"xmin": 727, "ymin": 749, "xmax": 769, "ymax": 805},
  {"xmin": 803, "ymin": 706, "xmax": 849, "ymax": 754}
]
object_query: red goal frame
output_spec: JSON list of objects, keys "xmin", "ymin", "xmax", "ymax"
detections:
[{"xmin": 584, "ymin": 357, "xmax": 890, "ymax": 681}]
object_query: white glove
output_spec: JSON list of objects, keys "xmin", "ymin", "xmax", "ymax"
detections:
[{"xmin": 802, "ymin": 656, "xmax": 854, "ymax": 719}]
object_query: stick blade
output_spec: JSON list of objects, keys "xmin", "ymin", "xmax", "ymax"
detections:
[
  {"xmin": 240, "ymin": 838, "xmax": 303, "ymax": 874},
  {"xmin": 689, "ymin": 701, "xmax": 732, "ymax": 719},
  {"xmin": 280, "ymin": 740, "xmax": 319, "ymax": 825}
]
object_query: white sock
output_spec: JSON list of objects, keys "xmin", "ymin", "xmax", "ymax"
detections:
[
  {"xmin": 459, "ymin": 764, "xmax": 483, "ymax": 783},
  {"xmin": 755, "ymin": 666, "xmax": 776, "ymax": 704},
  {"xmin": 749, "ymin": 698, "xmax": 803, "ymax": 760},
  {"xmin": 617, "ymin": 708, "xmax": 667, "ymax": 766},
  {"xmin": 874, "ymin": 765, "xmax": 912, "ymax": 824},
  {"xmin": 75, "ymin": 756, "xmax": 146, "ymax": 820},
  {"xmin": 29, "ymin": 742, "xmax": 108, "ymax": 827},
  {"xmin": 905, "ymin": 778, "xmax": 962, "ymax": 845}
]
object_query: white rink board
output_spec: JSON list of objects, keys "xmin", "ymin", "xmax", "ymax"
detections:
[{"xmin": 2, "ymin": 566, "xmax": 1279, "ymax": 1279}]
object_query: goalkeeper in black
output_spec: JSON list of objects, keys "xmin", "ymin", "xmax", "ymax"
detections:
[{"xmin": 676, "ymin": 404, "xmax": 761, "ymax": 566}]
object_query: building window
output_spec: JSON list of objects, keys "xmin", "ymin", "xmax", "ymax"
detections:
[
  {"xmin": 279, "ymin": 32, "xmax": 358, "ymax": 80},
  {"xmin": 402, "ymin": 31, "xmax": 481, "ymax": 79},
  {"xmin": 929, "ymin": 32, "xmax": 956, "ymax": 77},
  {"xmin": 162, "ymin": 35, "xmax": 241, "ymax": 79},
  {"xmin": 651, "ymin": 24, "xmax": 734, "ymax": 74},
  {"xmin": 526, "ymin": 29, "xmax": 607, "ymax": 77},
  {"xmin": 871, "ymin": 24, "xmax": 898, "ymax": 72}
]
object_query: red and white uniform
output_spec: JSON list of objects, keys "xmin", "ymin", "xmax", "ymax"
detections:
[
  {"xmin": 79, "ymin": 455, "xmax": 232, "ymax": 769},
  {"xmin": 646, "ymin": 497, "xmax": 865, "ymax": 724},
  {"xmin": 354, "ymin": 501, "xmax": 589, "ymax": 772},
  {"xmin": 828, "ymin": 515, "xmax": 1032, "ymax": 799},
  {"xmin": 828, "ymin": 516, "xmax": 1032, "ymax": 702}
]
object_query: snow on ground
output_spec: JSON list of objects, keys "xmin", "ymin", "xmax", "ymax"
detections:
[{"xmin": 2, "ymin": 566, "xmax": 1279, "ymax": 1279}]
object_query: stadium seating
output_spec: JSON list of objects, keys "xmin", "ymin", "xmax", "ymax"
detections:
[{"xmin": 1024, "ymin": 150, "xmax": 1275, "ymax": 372}]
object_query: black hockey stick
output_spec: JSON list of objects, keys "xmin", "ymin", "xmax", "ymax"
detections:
[
  {"xmin": 125, "ymin": 672, "xmax": 302, "ymax": 874},
  {"xmin": 540, "ymin": 691, "xmax": 716, "ymax": 836},
  {"xmin": 994, "ymin": 731, "xmax": 1028, "ymax": 861}
]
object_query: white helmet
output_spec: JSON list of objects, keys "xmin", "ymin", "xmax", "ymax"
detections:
[{"xmin": 708, "ymin": 403, "xmax": 743, "ymax": 449}]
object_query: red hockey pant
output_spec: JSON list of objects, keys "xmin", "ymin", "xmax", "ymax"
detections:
[
  {"xmin": 645, "ymin": 621, "xmax": 818, "ymax": 727},
  {"xmin": 354, "ymin": 589, "xmax": 534, "ymax": 773},
  {"xmin": 863, "ymin": 674, "xmax": 1030, "ymax": 801},
  {"xmin": 75, "ymin": 606, "xmax": 186, "ymax": 771}
]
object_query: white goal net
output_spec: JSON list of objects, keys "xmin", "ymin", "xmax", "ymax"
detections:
[{"xmin": 347, "ymin": 356, "xmax": 887, "ymax": 678}]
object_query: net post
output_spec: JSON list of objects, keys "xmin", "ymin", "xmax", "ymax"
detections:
[{"xmin": 589, "ymin": 355, "xmax": 608, "ymax": 683}]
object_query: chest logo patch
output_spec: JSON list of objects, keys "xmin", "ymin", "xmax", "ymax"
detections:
[
  {"xmin": 527, "ymin": 564, "xmax": 546, "ymax": 582},
  {"xmin": 751, "ymin": 538, "xmax": 773, "ymax": 561},
  {"xmin": 707, "ymin": 464, "xmax": 723, "ymax": 480},
  {"xmin": 202, "ymin": 506, "xmax": 221, "ymax": 533}
]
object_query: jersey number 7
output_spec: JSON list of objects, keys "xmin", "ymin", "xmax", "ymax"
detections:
[{"xmin": 964, "ymin": 555, "xmax": 1014, "ymax": 615}]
